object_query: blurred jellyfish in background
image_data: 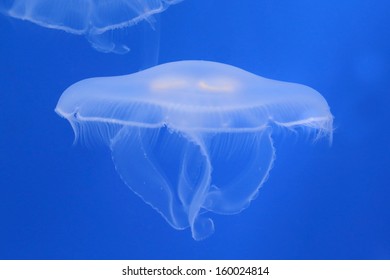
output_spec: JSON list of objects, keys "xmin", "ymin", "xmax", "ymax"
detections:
[
  {"xmin": 55, "ymin": 60, "xmax": 333, "ymax": 240},
  {"xmin": 0, "ymin": 0, "xmax": 183, "ymax": 54}
]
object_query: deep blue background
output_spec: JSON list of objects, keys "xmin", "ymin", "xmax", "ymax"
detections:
[{"xmin": 0, "ymin": 0, "xmax": 389, "ymax": 259}]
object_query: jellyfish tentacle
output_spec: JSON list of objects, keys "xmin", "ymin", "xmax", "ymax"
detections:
[
  {"xmin": 203, "ymin": 129, "xmax": 276, "ymax": 215},
  {"xmin": 87, "ymin": 32, "xmax": 130, "ymax": 54},
  {"xmin": 110, "ymin": 125, "xmax": 189, "ymax": 230},
  {"xmin": 177, "ymin": 131, "xmax": 214, "ymax": 240}
]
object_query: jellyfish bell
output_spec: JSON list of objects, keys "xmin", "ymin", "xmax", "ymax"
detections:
[
  {"xmin": 56, "ymin": 61, "xmax": 333, "ymax": 132},
  {"xmin": 56, "ymin": 60, "xmax": 333, "ymax": 240},
  {"xmin": 0, "ymin": 0, "xmax": 183, "ymax": 54}
]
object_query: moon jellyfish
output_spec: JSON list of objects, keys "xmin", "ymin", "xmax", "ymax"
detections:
[
  {"xmin": 55, "ymin": 60, "xmax": 333, "ymax": 240},
  {"xmin": 0, "ymin": 0, "xmax": 183, "ymax": 54}
]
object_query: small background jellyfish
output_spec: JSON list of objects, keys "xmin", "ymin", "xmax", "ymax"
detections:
[
  {"xmin": 0, "ymin": 0, "xmax": 183, "ymax": 54},
  {"xmin": 55, "ymin": 60, "xmax": 333, "ymax": 240}
]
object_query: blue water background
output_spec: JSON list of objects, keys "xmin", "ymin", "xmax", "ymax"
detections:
[{"xmin": 0, "ymin": 0, "xmax": 389, "ymax": 259}]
